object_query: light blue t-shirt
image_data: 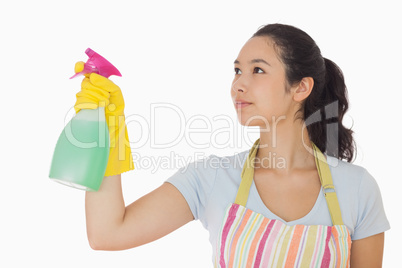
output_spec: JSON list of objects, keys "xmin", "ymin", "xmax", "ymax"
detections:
[{"xmin": 166, "ymin": 149, "xmax": 390, "ymax": 256}]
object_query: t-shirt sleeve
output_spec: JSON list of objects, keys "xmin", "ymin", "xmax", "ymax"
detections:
[
  {"xmin": 165, "ymin": 155, "xmax": 219, "ymax": 221},
  {"xmin": 352, "ymin": 169, "xmax": 390, "ymax": 240}
]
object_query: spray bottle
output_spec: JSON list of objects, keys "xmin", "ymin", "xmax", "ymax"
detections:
[{"xmin": 49, "ymin": 48, "xmax": 121, "ymax": 191}]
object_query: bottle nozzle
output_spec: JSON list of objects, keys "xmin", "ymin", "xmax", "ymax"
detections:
[{"xmin": 70, "ymin": 48, "xmax": 122, "ymax": 79}]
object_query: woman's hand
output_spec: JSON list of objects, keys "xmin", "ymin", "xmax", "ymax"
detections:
[{"xmin": 74, "ymin": 69, "xmax": 134, "ymax": 176}]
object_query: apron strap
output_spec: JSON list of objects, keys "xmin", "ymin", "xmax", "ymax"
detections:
[
  {"xmin": 312, "ymin": 143, "xmax": 344, "ymax": 225},
  {"xmin": 234, "ymin": 139, "xmax": 260, "ymax": 207},
  {"xmin": 234, "ymin": 138, "xmax": 344, "ymax": 226}
]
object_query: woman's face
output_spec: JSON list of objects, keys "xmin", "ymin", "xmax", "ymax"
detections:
[{"xmin": 231, "ymin": 36, "xmax": 296, "ymax": 128}]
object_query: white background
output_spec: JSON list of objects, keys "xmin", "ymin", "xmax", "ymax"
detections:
[{"xmin": 1, "ymin": 0, "xmax": 400, "ymax": 267}]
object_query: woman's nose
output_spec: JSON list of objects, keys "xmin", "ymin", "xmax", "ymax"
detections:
[{"xmin": 231, "ymin": 76, "xmax": 248, "ymax": 93}]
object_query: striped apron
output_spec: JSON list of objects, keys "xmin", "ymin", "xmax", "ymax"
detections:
[{"xmin": 214, "ymin": 139, "xmax": 351, "ymax": 267}]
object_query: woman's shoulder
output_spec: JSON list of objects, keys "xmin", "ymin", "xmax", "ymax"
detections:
[
  {"xmin": 325, "ymin": 156, "xmax": 390, "ymax": 239},
  {"xmin": 326, "ymin": 155, "xmax": 382, "ymax": 198},
  {"xmin": 326, "ymin": 155, "xmax": 373, "ymax": 183}
]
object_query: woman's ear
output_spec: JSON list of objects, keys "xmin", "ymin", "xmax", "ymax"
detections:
[{"xmin": 293, "ymin": 77, "xmax": 314, "ymax": 102}]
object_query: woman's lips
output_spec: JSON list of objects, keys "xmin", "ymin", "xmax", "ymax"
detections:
[{"xmin": 234, "ymin": 102, "xmax": 252, "ymax": 109}]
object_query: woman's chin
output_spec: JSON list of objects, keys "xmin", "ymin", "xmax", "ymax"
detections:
[{"xmin": 236, "ymin": 114, "xmax": 271, "ymax": 128}]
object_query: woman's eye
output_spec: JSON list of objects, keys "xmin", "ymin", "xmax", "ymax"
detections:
[
  {"xmin": 234, "ymin": 67, "xmax": 263, "ymax": 74},
  {"xmin": 254, "ymin": 67, "xmax": 264, "ymax": 74}
]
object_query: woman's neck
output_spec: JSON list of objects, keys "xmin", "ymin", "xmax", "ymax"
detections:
[{"xmin": 256, "ymin": 118, "xmax": 315, "ymax": 173}]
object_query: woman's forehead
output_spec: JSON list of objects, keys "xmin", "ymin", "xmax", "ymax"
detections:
[{"xmin": 235, "ymin": 36, "xmax": 281, "ymax": 66}]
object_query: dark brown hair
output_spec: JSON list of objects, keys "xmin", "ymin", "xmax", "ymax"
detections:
[{"xmin": 253, "ymin": 23, "xmax": 355, "ymax": 162}]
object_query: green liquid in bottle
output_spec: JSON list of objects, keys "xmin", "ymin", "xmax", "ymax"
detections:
[{"xmin": 49, "ymin": 108, "xmax": 109, "ymax": 191}]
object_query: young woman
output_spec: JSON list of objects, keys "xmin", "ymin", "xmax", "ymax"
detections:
[{"xmin": 76, "ymin": 24, "xmax": 390, "ymax": 267}]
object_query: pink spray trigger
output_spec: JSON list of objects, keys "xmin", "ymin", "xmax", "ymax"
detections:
[{"xmin": 70, "ymin": 48, "xmax": 122, "ymax": 79}]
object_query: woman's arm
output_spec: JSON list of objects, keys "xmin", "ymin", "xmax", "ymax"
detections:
[
  {"xmin": 350, "ymin": 232, "xmax": 385, "ymax": 268},
  {"xmin": 85, "ymin": 174, "xmax": 194, "ymax": 250}
]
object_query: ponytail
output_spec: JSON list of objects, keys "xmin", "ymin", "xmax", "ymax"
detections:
[
  {"xmin": 304, "ymin": 58, "xmax": 355, "ymax": 162},
  {"xmin": 253, "ymin": 23, "xmax": 356, "ymax": 162}
]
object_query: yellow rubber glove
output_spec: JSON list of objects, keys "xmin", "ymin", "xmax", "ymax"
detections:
[{"xmin": 74, "ymin": 63, "xmax": 134, "ymax": 176}]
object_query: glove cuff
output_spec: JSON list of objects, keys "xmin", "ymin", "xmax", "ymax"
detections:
[{"xmin": 104, "ymin": 116, "xmax": 134, "ymax": 176}]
